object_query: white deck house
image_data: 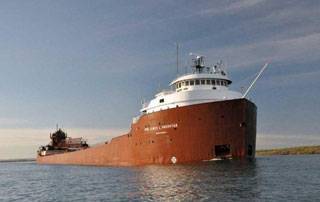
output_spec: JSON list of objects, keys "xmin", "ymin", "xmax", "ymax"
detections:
[{"xmin": 140, "ymin": 56, "xmax": 242, "ymax": 114}]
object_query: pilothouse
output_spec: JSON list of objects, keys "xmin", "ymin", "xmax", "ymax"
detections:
[{"xmin": 141, "ymin": 55, "xmax": 242, "ymax": 114}]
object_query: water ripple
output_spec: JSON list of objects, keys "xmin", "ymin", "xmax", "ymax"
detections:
[{"xmin": 0, "ymin": 155, "xmax": 319, "ymax": 201}]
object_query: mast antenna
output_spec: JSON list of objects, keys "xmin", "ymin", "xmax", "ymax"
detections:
[
  {"xmin": 176, "ymin": 43, "xmax": 179, "ymax": 75},
  {"xmin": 242, "ymin": 63, "xmax": 269, "ymax": 98}
]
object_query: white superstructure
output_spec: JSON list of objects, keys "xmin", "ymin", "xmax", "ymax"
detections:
[{"xmin": 140, "ymin": 55, "xmax": 242, "ymax": 114}]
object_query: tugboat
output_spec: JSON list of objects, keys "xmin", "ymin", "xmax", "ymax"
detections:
[
  {"xmin": 38, "ymin": 128, "xmax": 89, "ymax": 157},
  {"xmin": 37, "ymin": 55, "xmax": 267, "ymax": 166}
]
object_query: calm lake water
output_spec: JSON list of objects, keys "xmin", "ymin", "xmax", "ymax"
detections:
[{"xmin": 0, "ymin": 155, "xmax": 319, "ymax": 201}]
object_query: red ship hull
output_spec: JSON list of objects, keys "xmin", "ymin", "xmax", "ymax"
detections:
[{"xmin": 37, "ymin": 98, "xmax": 256, "ymax": 166}]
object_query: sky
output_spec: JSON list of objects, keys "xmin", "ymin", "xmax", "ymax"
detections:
[{"xmin": 0, "ymin": 0, "xmax": 319, "ymax": 159}]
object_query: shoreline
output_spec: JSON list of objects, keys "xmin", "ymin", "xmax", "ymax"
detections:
[
  {"xmin": 256, "ymin": 145, "xmax": 320, "ymax": 156},
  {"xmin": 0, "ymin": 158, "xmax": 35, "ymax": 163}
]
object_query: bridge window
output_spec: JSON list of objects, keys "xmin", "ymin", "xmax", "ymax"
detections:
[
  {"xmin": 217, "ymin": 80, "xmax": 220, "ymax": 85},
  {"xmin": 159, "ymin": 98, "xmax": 164, "ymax": 103},
  {"xmin": 178, "ymin": 82, "xmax": 181, "ymax": 88},
  {"xmin": 182, "ymin": 81, "xmax": 185, "ymax": 86},
  {"xmin": 185, "ymin": 81, "xmax": 189, "ymax": 86},
  {"xmin": 195, "ymin": 80, "xmax": 200, "ymax": 85},
  {"xmin": 206, "ymin": 80, "xmax": 210, "ymax": 85},
  {"xmin": 211, "ymin": 79, "xmax": 216, "ymax": 85},
  {"xmin": 201, "ymin": 80, "xmax": 205, "ymax": 85},
  {"xmin": 190, "ymin": 80, "xmax": 194, "ymax": 85}
]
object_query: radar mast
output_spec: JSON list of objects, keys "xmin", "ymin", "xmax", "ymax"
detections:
[{"xmin": 191, "ymin": 55, "xmax": 205, "ymax": 73}]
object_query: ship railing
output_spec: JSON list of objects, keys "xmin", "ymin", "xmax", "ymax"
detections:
[
  {"xmin": 155, "ymin": 89, "xmax": 174, "ymax": 97},
  {"xmin": 132, "ymin": 115, "xmax": 140, "ymax": 124},
  {"xmin": 142, "ymin": 101, "xmax": 150, "ymax": 108}
]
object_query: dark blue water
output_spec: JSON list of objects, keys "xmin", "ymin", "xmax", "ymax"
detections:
[{"xmin": 0, "ymin": 155, "xmax": 319, "ymax": 201}]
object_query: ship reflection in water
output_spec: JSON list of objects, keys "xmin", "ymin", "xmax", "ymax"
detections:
[
  {"xmin": 1, "ymin": 155, "xmax": 319, "ymax": 201},
  {"xmin": 136, "ymin": 160, "xmax": 259, "ymax": 201}
]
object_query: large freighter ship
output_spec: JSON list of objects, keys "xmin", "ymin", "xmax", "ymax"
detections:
[{"xmin": 37, "ymin": 55, "xmax": 265, "ymax": 166}]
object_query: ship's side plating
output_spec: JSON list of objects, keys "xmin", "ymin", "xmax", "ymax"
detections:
[
  {"xmin": 130, "ymin": 98, "xmax": 256, "ymax": 164},
  {"xmin": 37, "ymin": 98, "xmax": 256, "ymax": 166}
]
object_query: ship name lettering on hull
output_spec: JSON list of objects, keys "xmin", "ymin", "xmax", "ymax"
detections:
[{"xmin": 144, "ymin": 123, "xmax": 178, "ymax": 132}]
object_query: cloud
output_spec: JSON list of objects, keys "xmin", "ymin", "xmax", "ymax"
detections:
[
  {"xmin": 259, "ymin": 69, "xmax": 320, "ymax": 89},
  {"xmin": 183, "ymin": 1, "xmax": 320, "ymax": 70},
  {"xmin": 96, "ymin": 0, "xmax": 267, "ymax": 41},
  {"xmin": 201, "ymin": 0, "xmax": 265, "ymax": 16},
  {"xmin": 255, "ymin": 2, "xmax": 320, "ymax": 26},
  {"xmin": 202, "ymin": 32, "xmax": 320, "ymax": 69},
  {"xmin": 0, "ymin": 118, "xmax": 30, "ymax": 126},
  {"xmin": 225, "ymin": 0, "xmax": 265, "ymax": 11},
  {"xmin": 91, "ymin": 0, "xmax": 320, "ymax": 76}
]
